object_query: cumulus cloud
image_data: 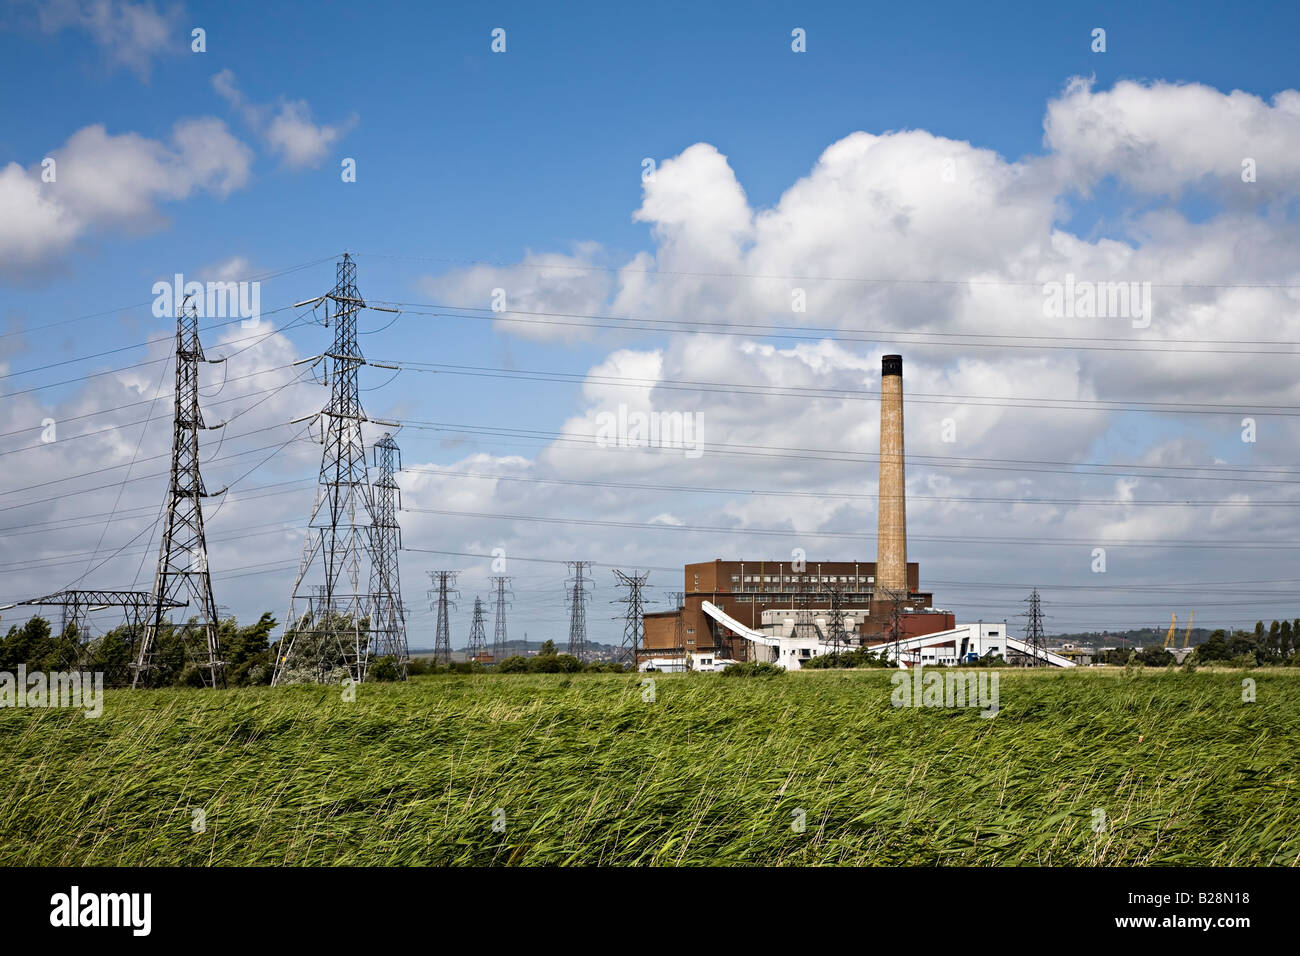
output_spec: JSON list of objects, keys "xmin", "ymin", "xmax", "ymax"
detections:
[
  {"xmin": 1044, "ymin": 76, "xmax": 1300, "ymax": 201},
  {"xmin": 0, "ymin": 119, "xmax": 253, "ymax": 275},
  {"xmin": 212, "ymin": 69, "xmax": 357, "ymax": 169},
  {"xmin": 0, "ymin": 314, "xmax": 324, "ymax": 625},
  {"xmin": 30, "ymin": 0, "xmax": 180, "ymax": 79},
  {"xmin": 417, "ymin": 243, "xmax": 617, "ymax": 343},
  {"xmin": 389, "ymin": 77, "xmax": 1300, "ymax": 636},
  {"xmin": 8, "ymin": 77, "xmax": 1300, "ymax": 640}
]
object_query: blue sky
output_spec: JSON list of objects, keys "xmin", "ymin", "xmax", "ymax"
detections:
[{"xmin": 2, "ymin": 0, "xmax": 1299, "ymax": 646}]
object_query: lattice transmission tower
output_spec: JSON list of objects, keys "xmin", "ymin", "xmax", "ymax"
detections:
[
  {"xmin": 427, "ymin": 571, "xmax": 458, "ymax": 666},
  {"xmin": 612, "ymin": 569, "xmax": 649, "ymax": 668},
  {"xmin": 273, "ymin": 254, "xmax": 398, "ymax": 685},
  {"xmin": 466, "ymin": 596, "xmax": 488, "ymax": 661},
  {"xmin": 822, "ymin": 581, "xmax": 849, "ymax": 661},
  {"xmin": 1, "ymin": 590, "xmax": 185, "ymax": 686},
  {"xmin": 134, "ymin": 297, "xmax": 225, "ymax": 688},
  {"xmin": 565, "ymin": 561, "xmax": 593, "ymax": 661},
  {"xmin": 368, "ymin": 433, "xmax": 408, "ymax": 678},
  {"xmin": 490, "ymin": 575, "xmax": 512, "ymax": 661},
  {"xmin": 1022, "ymin": 588, "xmax": 1047, "ymax": 666}
]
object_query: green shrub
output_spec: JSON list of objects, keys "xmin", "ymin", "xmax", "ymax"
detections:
[
  {"xmin": 804, "ymin": 648, "xmax": 891, "ymax": 669},
  {"xmin": 368, "ymin": 656, "xmax": 401, "ymax": 682},
  {"xmin": 529, "ymin": 654, "xmax": 581, "ymax": 673},
  {"xmin": 720, "ymin": 661, "xmax": 784, "ymax": 678}
]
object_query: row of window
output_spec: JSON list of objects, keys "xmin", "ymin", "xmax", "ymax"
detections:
[
  {"xmin": 732, "ymin": 593, "xmax": 872, "ymax": 603},
  {"xmin": 732, "ymin": 574, "xmax": 874, "ymax": 584}
]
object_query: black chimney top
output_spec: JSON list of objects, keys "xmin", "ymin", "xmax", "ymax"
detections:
[{"xmin": 882, "ymin": 354, "xmax": 902, "ymax": 377}]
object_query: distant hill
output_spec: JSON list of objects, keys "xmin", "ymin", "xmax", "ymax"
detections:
[{"xmin": 1049, "ymin": 628, "xmax": 1216, "ymax": 648}]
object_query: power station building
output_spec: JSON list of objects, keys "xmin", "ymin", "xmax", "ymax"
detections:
[
  {"xmin": 639, "ymin": 354, "xmax": 1073, "ymax": 670},
  {"xmin": 642, "ymin": 558, "xmax": 953, "ymax": 665}
]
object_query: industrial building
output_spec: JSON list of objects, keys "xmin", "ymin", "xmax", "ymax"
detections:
[
  {"xmin": 639, "ymin": 354, "xmax": 1072, "ymax": 671},
  {"xmin": 641, "ymin": 558, "xmax": 951, "ymax": 666}
]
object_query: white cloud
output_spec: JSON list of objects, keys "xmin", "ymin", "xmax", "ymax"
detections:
[
  {"xmin": 391, "ymin": 77, "xmax": 1300, "ymax": 636},
  {"xmin": 212, "ymin": 69, "xmax": 356, "ymax": 170},
  {"xmin": 7, "ymin": 77, "xmax": 1300, "ymax": 640},
  {"xmin": 198, "ymin": 255, "xmax": 256, "ymax": 282},
  {"xmin": 0, "ymin": 119, "xmax": 252, "ymax": 275},
  {"xmin": 1044, "ymin": 77, "xmax": 1300, "ymax": 201},
  {"xmin": 33, "ymin": 0, "xmax": 180, "ymax": 79},
  {"xmin": 417, "ymin": 243, "xmax": 617, "ymax": 343}
]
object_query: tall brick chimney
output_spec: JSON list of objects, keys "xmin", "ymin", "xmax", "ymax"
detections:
[{"xmin": 876, "ymin": 354, "xmax": 907, "ymax": 599}]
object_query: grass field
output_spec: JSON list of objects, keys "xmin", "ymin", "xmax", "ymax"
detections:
[{"xmin": 2, "ymin": 668, "xmax": 1298, "ymax": 865}]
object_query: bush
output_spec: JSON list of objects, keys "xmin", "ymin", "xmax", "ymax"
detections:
[
  {"xmin": 368, "ymin": 656, "xmax": 401, "ymax": 682},
  {"xmin": 804, "ymin": 648, "xmax": 891, "ymax": 669},
  {"xmin": 496, "ymin": 655, "xmax": 529, "ymax": 673},
  {"xmin": 721, "ymin": 661, "xmax": 784, "ymax": 678},
  {"xmin": 1136, "ymin": 645, "xmax": 1175, "ymax": 667},
  {"xmin": 529, "ymin": 654, "xmax": 582, "ymax": 673}
]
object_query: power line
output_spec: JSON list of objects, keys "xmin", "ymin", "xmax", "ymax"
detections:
[
  {"xmin": 0, "ymin": 304, "xmax": 309, "ymax": 391},
  {"xmin": 391, "ymin": 419, "xmax": 1300, "ymax": 484},
  {"xmin": 370, "ymin": 302, "xmax": 1300, "ymax": 356},
  {"xmin": 0, "ymin": 350, "xmax": 311, "ymax": 442},
  {"xmin": 399, "ymin": 504, "xmax": 1300, "ymax": 550},
  {"xmin": 350, "ymin": 251, "xmax": 1300, "ymax": 292},
  {"xmin": 377, "ymin": 356, "xmax": 1300, "ymax": 417},
  {"xmin": 0, "ymin": 254, "xmax": 340, "ymax": 343},
  {"xmin": 0, "ymin": 427, "xmax": 315, "ymax": 503},
  {"xmin": 399, "ymin": 464, "xmax": 1300, "ymax": 508}
]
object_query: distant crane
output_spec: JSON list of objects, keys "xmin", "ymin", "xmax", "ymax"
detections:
[
  {"xmin": 1163, "ymin": 612, "xmax": 1178, "ymax": 649},
  {"xmin": 1183, "ymin": 610, "xmax": 1195, "ymax": 648}
]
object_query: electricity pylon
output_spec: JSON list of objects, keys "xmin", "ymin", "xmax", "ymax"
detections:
[
  {"xmin": 612, "ymin": 569, "xmax": 649, "ymax": 668},
  {"xmin": 466, "ymin": 596, "xmax": 488, "ymax": 661},
  {"xmin": 490, "ymin": 575, "xmax": 512, "ymax": 661},
  {"xmin": 273, "ymin": 254, "xmax": 397, "ymax": 685},
  {"xmin": 1022, "ymin": 588, "xmax": 1046, "ymax": 666},
  {"xmin": 369, "ymin": 433, "xmax": 408, "ymax": 678},
  {"xmin": 427, "ymin": 571, "xmax": 458, "ymax": 666},
  {"xmin": 565, "ymin": 561, "xmax": 592, "ymax": 661},
  {"xmin": 134, "ymin": 297, "xmax": 225, "ymax": 688},
  {"xmin": 822, "ymin": 581, "xmax": 849, "ymax": 660}
]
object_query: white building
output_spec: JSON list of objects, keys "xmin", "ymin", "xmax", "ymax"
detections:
[{"xmin": 696, "ymin": 602, "xmax": 1075, "ymax": 670}]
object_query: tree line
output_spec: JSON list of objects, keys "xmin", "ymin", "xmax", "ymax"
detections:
[
  {"xmin": 0, "ymin": 619, "xmax": 631, "ymax": 686},
  {"xmin": 1099, "ymin": 618, "xmax": 1300, "ymax": 667},
  {"xmin": 0, "ymin": 613, "xmax": 278, "ymax": 687}
]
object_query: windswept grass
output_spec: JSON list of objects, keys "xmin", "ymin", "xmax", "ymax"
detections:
[{"xmin": 1, "ymin": 669, "xmax": 1297, "ymax": 865}]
